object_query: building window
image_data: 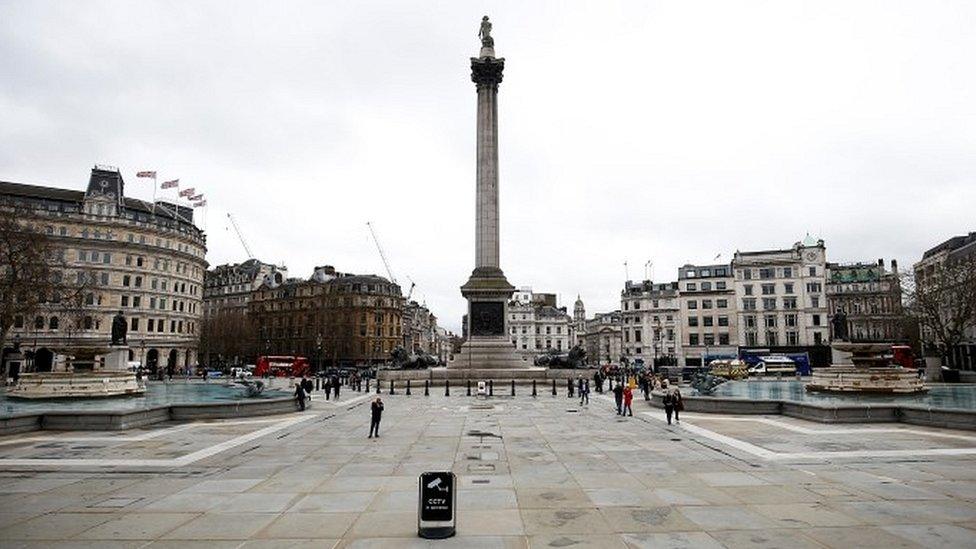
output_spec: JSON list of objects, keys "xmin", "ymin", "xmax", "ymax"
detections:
[
  {"xmin": 718, "ymin": 333, "xmax": 729, "ymax": 345},
  {"xmin": 701, "ymin": 282, "xmax": 712, "ymax": 291},
  {"xmin": 716, "ymin": 281, "xmax": 727, "ymax": 290},
  {"xmin": 784, "ymin": 282, "xmax": 794, "ymax": 294},
  {"xmin": 809, "ymin": 266, "xmax": 816, "ymax": 276},
  {"xmin": 717, "ymin": 299, "xmax": 728, "ymax": 308},
  {"xmin": 759, "ymin": 268, "xmax": 774, "ymax": 279},
  {"xmin": 783, "ymin": 267, "xmax": 793, "ymax": 278},
  {"xmin": 688, "ymin": 300, "xmax": 698, "ymax": 310},
  {"xmin": 702, "ymin": 299, "xmax": 712, "ymax": 309},
  {"xmin": 761, "ymin": 284, "xmax": 775, "ymax": 295},
  {"xmin": 766, "ymin": 331, "xmax": 778, "ymax": 346},
  {"xmin": 764, "ymin": 315, "xmax": 777, "ymax": 328},
  {"xmin": 703, "ymin": 316, "xmax": 714, "ymax": 327},
  {"xmin": 763, "ymin": 298, "xmax": 777, "ymax": 310},
  {"xmin": 786, "ymin": 331, "xmax": 799, "ymax": 345},
  {"xmin": 121, "ymin": 295, "xmax": 129, "ymax": 307},
  {"xmin": 744, "ymin": 284, "xmax": 753, "ymax": 296},
  {"xmin": 811, "ymin": 296, "xmax": 820, "ymax": 308},
  {"xmin": 688, "ymin": 317, "xmax": 699, "ymax": 327},
  {"xmin": 689, "ymin": 334, "xmax": 700, "ymax": 346},
  {"xmin": 743, "ymin": 298, "xmax": 756, "ymax": 311},
  {"xmin": 718, "ymin": 316, "xmax": 729, "ymax": 327},
  {"xmin": 745, "ymin": 332, "xmax": 758, "ymax": 346},
  {"xmin": 742, "ymin": 269, "xmax": 753, "ymax": 280},
  {"xmin": 783, "ymin": 297, "xmax": 797, "ymax": 309},
  {"xmin": 686, "ymin": 283, "xmax": 697, "ymax": 291},
  {"xmin": 130, "ymin": 318, "xmax": 139, "ymax": 331},
  {"xmin": 134, "ymin": 276, "xmax": 142, "ymax": 288},
  {"xmin": 812, "ymin": 314, "xmax": 821, "ymax": 326},
  {"xmin": 704, "ymin": 334, "xmax": 715, "ymax": 346},
  {"xmin": 785, "ymin": 314, "xmax": 797, "ymax": 327}
]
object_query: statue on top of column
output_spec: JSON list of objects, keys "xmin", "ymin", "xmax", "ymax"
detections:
[
  {"xmin": 111, "ymin": 310, "xmax": 128, "ymax": 346},
  {"xmin": 479, "ymin": 16, "xmax": 494, "ymax": 48}
]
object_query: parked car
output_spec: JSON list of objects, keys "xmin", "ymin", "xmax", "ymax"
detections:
[{"xmin": 748, "ymin": 356, "xmax": 797, "ymax": 376}]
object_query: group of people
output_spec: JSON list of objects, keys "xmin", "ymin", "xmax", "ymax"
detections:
[{"xmin": 290, "ymin": 377, "xmax": 386, "ymax": 438}]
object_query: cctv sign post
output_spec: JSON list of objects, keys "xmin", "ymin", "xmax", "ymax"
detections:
[{"xmin": 418, "ymin": 471, "xmax": 456, "ymax": 539}]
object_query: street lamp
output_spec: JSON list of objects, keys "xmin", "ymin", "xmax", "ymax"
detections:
[{"xmin": 315, "ymin": 332, "xmax": 323, "ymax": 374}]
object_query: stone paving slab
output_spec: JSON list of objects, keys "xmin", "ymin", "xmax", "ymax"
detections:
[{"xmin": 0, "ymin": 393, "xmax": 974, "ymax": 547}]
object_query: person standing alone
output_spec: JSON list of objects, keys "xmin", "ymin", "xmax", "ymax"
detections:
[
  {"xmin": 612, "ymin": 380, "xmax": 624, "ymax": 415},
  {"xmin": 368, "ymin": 397, "xmax": 384, "ymax": 438},
  {"xmin": 623, "ymin": 384, "xmax": 634, "ymax": 417}
]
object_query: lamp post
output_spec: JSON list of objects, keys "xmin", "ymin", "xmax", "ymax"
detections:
[{"xmin": 315, "ymin": 332, "xmax": 323, "ymax": 374}]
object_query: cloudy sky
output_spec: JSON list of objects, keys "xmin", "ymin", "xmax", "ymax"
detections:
[{"xmin": 2, "ymin": 1, "xmax": 974, "ymax": 332}]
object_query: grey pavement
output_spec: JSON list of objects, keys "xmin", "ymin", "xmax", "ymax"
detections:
[{"xmin": 0, "ymin": 390, "xmax": 974, "ymax": 547}]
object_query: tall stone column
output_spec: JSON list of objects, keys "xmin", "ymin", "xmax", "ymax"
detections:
[
  {"xmin": 472, "ymin": 55, "xmax": 503, "ymax": 269},
  {"xmin": 452, "ymin": 18, "xmax": 526, "ymax": 371}
]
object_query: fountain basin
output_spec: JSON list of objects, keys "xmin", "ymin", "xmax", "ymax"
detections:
[
  {"xmin": 8, "ymin": 372, "xmax": 145, "ymax": 399},
  {"xmin": 806, "ymin": 367, "xmax": 927, "ymax": 394}
]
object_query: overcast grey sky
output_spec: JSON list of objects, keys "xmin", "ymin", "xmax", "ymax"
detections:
[{"xmin": 2, "ymin": 1, "xmax": 974, "ymax": 332}]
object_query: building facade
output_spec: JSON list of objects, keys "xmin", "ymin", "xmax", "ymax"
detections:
[
  {"xmin": 826, "ymin": 259, "xmax": 903, "ymax": 342},
  {"xmin": 913, "ymin": 232, "xmax": 976, "ymax": 369},
  {"xmin": 677, "ymin": 264, "xmax": 738, "ymax": 366},
  {"xmin": 732, "ymin": 236, "xmax": 830, "ymax": 366},
  {"xmin": 508, "ymin": 287, "xmax": 574, "ymax": 358},
  {"xmin": 583, "ymin": 311, "xmax": 622, "ymax": 367},
  {"xmin": 1, "ymin": 166, "xmax": 207, "ymax": 374},
  {"xmin": 620, "ymin": 280, "xmax": 681, "ymax": 369},
  {"xmin": 248, "ymin": 269, "xmax": 402, "ymax": 368},
  {"xmin": 204, "ymin": 259, "xmax": 286, "ymax": 317}
]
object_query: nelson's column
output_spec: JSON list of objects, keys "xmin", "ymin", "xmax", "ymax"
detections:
[{"xmin": 448, "ymin": 17, "xmax": 538, "ymax": 375}]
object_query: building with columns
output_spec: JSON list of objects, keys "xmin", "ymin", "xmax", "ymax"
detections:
[
  {"xmin": 826, "ymin": 259, "xmax": 903, "ymax": 342},
  {"xmin": 732, "ymin": 236, "xmax": 830, "ymax": 366},
  {"xmin": 573, "ymin": 295, "xmax": 586, "ymax": 346},
  {"xmin": 584, "ymin": 311, "xmax": 623, "ymax": 367},
  {"xmin": 913, "ymin": 232, "xmax": 976, "ymax": 370},
  {"xmin": 0, "ymin": 166, "xmax": 206, "ymax": 375},
  {"xmin": 677, "ymin": 263, "xmax": 738, "ymax": 366}
]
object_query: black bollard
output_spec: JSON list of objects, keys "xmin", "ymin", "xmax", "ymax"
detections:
[
  {"xmin": 532, "ymin": 379, "xmax": 537, "ymax": 397},
  {"xmin": 365, "ymin": 378, "xmax": 370, "ymax": 393},
  {"xmin": 406, "ymin": 379, "xmax": 411, "ymax": 396},
  {"xmin": 424, "ymin": 380, "xmax": 430, "ymax": 396},
  {"xmin": 315, "ymin": 377, "xmax": 320, "ymax": 391},
  {"xmin": 489, "ymin": 379, "xmax": 494, "ymax": 396},
  {"xmin": 389, "ymin": 380, "xmax": 395, "ymax": 395},
  {"xmin": 445, "ymin": 379, "xmax": 450, "ymax": 396},
  {"xmin": 376, "ymin": 378, "xmax": 381, "ymax": 394},
  {"xmin": 511, "ymin": 379, "xmax": 515, "ymax": 396},
  {"xmin": 467, "ymin": 380, "xmax": 471, "ymax": 396},
  {"xmin": 551, "ymin": 379, "xmax": 557, "ymax": 396}
]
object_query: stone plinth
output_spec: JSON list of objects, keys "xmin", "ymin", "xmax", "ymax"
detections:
[{"xmin": 8, "ymin": 372, "xmax": 145, "ymax": 399}]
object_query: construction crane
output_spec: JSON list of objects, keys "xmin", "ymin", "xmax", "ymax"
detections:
[
  {"xmin": 405, "ymin": 276, "xmax": 416, "ymax": 301},
  {"xmin": 366, "ymin": 221, "xmax": 397, "ymax": 285},
  {"xmin": 227, "ymin": 213, "xmax": 254, "ymax": 259}
]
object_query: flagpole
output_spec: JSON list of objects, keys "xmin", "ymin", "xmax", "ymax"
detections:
[{"xmin": 151, "ymin": 174, "xmax": 157, "ymax": 216}]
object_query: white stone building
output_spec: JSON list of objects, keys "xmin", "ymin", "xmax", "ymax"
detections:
[
  {"xmin": 507, "ymin": 287, "xmax": 574, "ymax": 358},
  {"xmin": 584, "ymin": 311, "xmax": 623, "ymax": 367},
  {"xmin": 677, "ymin": 263, "xmax": 738, "ymax": 366},
  {"xmin": 204, "ymin": 259, "xmax": 287, "ymax": 317},
  {"xmin": 620, "ymin": 280, "xmax": 682, "ymax": 369},
  {"xmin": 732, "ymin": 236, "xmax": 829, "ymax": 354}
]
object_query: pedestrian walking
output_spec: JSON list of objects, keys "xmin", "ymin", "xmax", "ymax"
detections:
[
  {"xmin": 368, "ymin": 397, "xmax": 384, "ymax": 438},
  {"xmin": 323, "ymin": 375, "xmax": 332, "ymax": 400},
  {"xmin": 582, "ymin": 379, "xmax": 590, "ymax": 405},
  {"xmin": 623, "ymin": 385, "xmax": 634, "ymax": 416},
  {"xmin": 301, "ymin": 376, "xmax": 313, "ymax": 404},
  {"xmin": 612, "ymin": 381, "xmax": 624, "ymax": 415},
  {"xmin": 332, "ymin": 375, "xmax": 340, "ymax": 399},
  {"xmin": 663, "ymin": 386, "xmax": 683, "ymax": 425},
  {"xmin": 295, "ymin": 382, "xmax": 307, "ymax": 411}
]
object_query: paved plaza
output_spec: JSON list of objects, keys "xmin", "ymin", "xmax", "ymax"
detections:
[{"xmin": 0, "ymin": 390, "xmax": 975, "ymax": 548}]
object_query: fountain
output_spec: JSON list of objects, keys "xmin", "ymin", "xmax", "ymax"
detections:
[
  {"xmin": 806, "ymin": 312, "xmax": 926, "ymax": 394},
  {"xmin": 8, "ymin": 311, "xmax": 145, "ymax": 399}
]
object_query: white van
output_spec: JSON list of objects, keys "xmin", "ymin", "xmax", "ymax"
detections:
[{"xmin": 748, "ymin": 356, "xmax": 796, "ymax": 376}]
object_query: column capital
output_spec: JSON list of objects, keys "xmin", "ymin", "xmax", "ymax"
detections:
[{"xmin": 471, "ymin": 56, "xmax": 505, "ymax": 88}]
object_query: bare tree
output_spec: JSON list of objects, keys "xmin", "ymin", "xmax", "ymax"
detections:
[
  {"xmin": 903, "ymin": 253, "xmax": 976, "ymax": 366},
  {"xmin": 199, "ymin": 309, "xmax": 258, "ymax": 368},
  {"xmin": 0, "ymin": 210, "xmax": 88, "ymax": 380}
]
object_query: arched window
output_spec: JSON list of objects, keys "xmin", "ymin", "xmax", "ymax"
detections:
[
  {"xmin": 83, "ymin": 316, "xmax": 93, "ymax": 330},
  {"xmin": 49, "ymin": 317, "xmax": 59, "ymax": 330},
  {"xmin": 34, "ymin": 316, "xmax": 44, "ymax": 329}
]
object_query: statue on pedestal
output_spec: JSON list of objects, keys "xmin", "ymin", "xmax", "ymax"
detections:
[
  {"xmin": 479, "ymin": 15, "xmax": 494, "ymax": 48},
  {"xmin": 831, "ymin": 309, "xmax": 849, "ymax": 342},
  {"xmin": 111, "ymin": 310, "xmax": 127, "ymax": 345}
]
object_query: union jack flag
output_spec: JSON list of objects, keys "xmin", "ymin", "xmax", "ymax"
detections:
[
  {"xmin": 179, "ymin": 187, "xmax": 195, "ymax": 198},
  {"xmin": 189, "ymin": 194, "xmax": 204, "ymax": 201},
  {"xmin": 193, "ymin": 200, "xmax": 207, "ymax": 208},
  {"xmin": 160, "ymin": 179, "xmax": 179, "ymax": 189},
  {"xmin": 136, "ymin": 171, "xmax": 156, "ymax": 178}
]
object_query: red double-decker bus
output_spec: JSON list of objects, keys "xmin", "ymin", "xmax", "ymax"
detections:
[{"xmin": 255, "ymin": 356, "xmax": 310, "ymax": 378}]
